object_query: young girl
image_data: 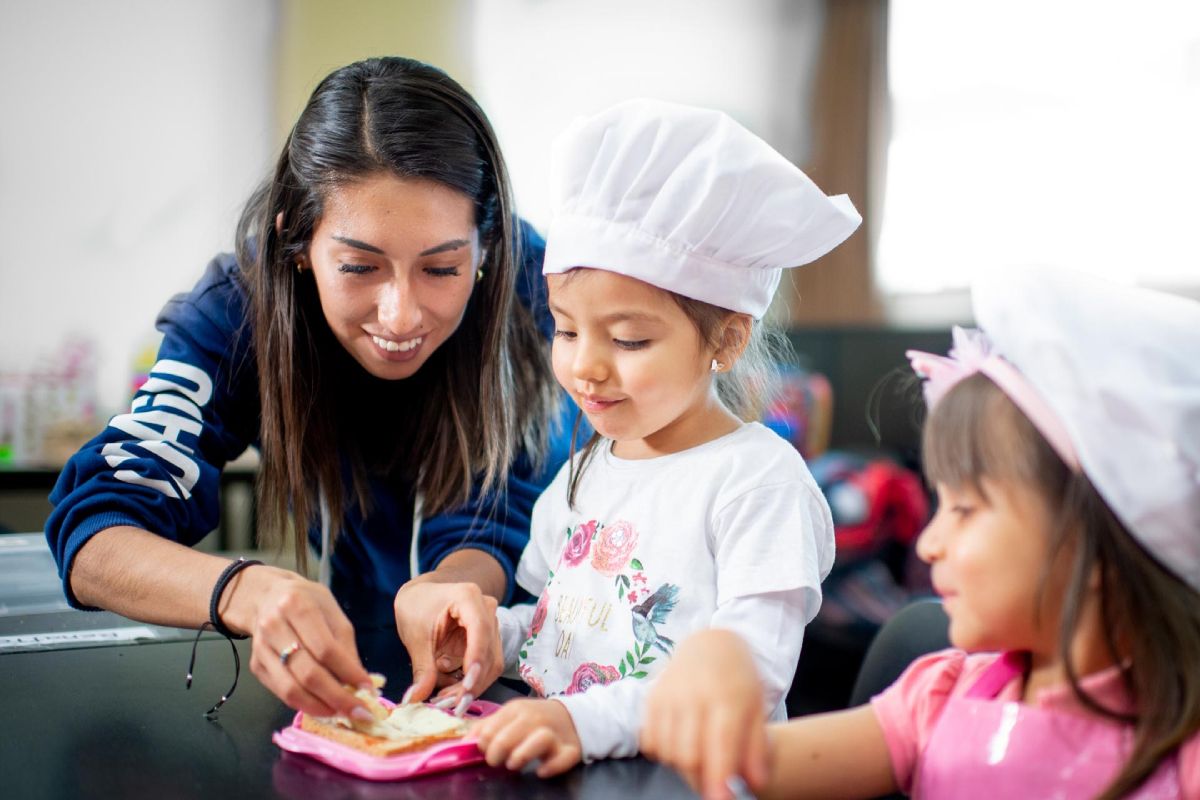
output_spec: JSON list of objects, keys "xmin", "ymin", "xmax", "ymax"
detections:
[
  {"xmin": 448, "ymin": 98, "xmax": 862, "ymax": 775},
  {"xmin": 640, "ymin": 266, "xmax": 1200, "ymax": 799}
]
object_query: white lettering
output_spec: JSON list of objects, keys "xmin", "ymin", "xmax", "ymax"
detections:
[
  {"xmin": 103, "ymin": 359, "xmax": 214, "ymax": 499},
  {"xmin": 102, "ymin": 439, "xmax": 200, "ymax": 499},
  {"xmin": 110, "ymin": 410, "xmax": 201, "ymax": 453},
  {"xmin": 139, "ymin": 360, "xmax": 213, "ymax": 407},
  {"xmin": 102, "ymin": 443, "xmax": 181, "ymax": 498}
]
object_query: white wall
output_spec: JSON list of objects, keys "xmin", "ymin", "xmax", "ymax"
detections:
[
  {"xmin": 0, "ymin": 0, "xmax": 824, "ymax": 425},
  {"xmin": 471, "ymin": 0, "xmax": 824, "ymax": 231},
  {"xmin": 0, "ymin": 0, "xmax": 277, "ymax": 417}
]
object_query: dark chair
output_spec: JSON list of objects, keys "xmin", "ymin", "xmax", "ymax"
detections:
[
  {"xmin": 849, "ymin": 598, "xmax": 950, "ymax": 707},
  {"xmin": 845, "ymin": 599, "xmax": 950, "ymax": 799}
]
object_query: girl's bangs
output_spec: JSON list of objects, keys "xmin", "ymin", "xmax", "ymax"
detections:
[{"xmin": 922, "ymin": 373, "xmax": 1053, "ymax": 495}]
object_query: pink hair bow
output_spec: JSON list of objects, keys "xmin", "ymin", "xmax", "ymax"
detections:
[
  {"xmin": 906, "ymin": 327, "xmax": 994, "ymax": 409},
  {"xmin": 906, "ymin": 327, "xmax": 1081, "ymax": 472}
]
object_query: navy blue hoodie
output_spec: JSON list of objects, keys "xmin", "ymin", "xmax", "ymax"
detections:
[{"xmin": 46, "ymin": 223, "xmax": 571, "ymax": 626}]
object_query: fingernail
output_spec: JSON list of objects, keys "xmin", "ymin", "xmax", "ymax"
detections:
[
  {"xmin": 453, "ymin": 694, "xmax": 473, "ymax": 718},
  {"xmin": 350, "ymin": 707, "xmax": 375, "ymax": 722},
  {"xmin": 432, "ymin": 695, "xmax": 458, "ymax": 709},
  {"xmin": 726, "ymin": 776, "xmax": 754, "ymax": 800},
  {"xmin": 462, "ymin": 662, "xmax": 481, "ymax": 692},
  {"xmin": 401, "ymin": 686, "xmax": 415, "ymax": 705}
]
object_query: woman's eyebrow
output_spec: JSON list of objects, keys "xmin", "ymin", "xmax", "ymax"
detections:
[
  {"xmin": 331, "ymin": 235, "xmax": 385, "ymax": 254},
  {"xmin": 329, "ymin": 236, "xmax": 470, "ymax": 257},
  {"xmin": 419, "ymin": 239, "xmax": 470, "ymax": 256}
]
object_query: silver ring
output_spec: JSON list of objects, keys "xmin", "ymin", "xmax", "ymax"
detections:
[{"xmin": 279, "ymin": 641, "xmax": 301, "ymax": 667}]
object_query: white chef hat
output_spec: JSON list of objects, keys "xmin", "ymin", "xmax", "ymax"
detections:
[
  {"xmin": 542, "ymin": 98, "xmax": 862, "ymax": 319},
  {"xmin": 912, "ymin": 266, "xmax": 1200, "ymax": 591}
]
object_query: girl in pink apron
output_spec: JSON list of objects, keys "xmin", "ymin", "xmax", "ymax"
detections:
[{"xmin": 640, "ymin": 266, "xmax": 1200, "ymax": 800}]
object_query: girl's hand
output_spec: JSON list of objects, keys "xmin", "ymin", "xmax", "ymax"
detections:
[
  {"xmin": 231, "ymin": 565, "xmax": 375, "ymax": 719},
  {"xmin": 475, "ymin": 698, "xmax": 582, "ymax": 777},
  {"xmin": 392, "ymin": 579, "xmax": 504, "ymax": 705},
  {"xmin": 641, "ymin": 629, "xmax": 769, "ymax": 800}
]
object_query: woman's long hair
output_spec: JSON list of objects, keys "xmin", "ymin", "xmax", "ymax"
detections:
[
  {"xmin": 923, "ymin": 374, "xmax": 1200, "ymax": 799},
  {"xmin": 234, "ymin": 57, "xmax": 556, "ymax": 570}
]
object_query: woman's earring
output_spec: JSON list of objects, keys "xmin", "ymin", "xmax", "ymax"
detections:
[
  {"xmin": 710, "ymin": 359, "xmax": 724, "ymax": 373},
  {"xmin": 476, "ymin": 268, "xmax": 484, "ymax": 283}
]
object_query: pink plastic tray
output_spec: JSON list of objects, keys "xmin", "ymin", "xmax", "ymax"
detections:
[{"xmin": 272, "ymin": 698, "xmax": 501, "ymax": 781}]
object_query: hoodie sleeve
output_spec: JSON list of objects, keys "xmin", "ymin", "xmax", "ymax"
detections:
[
  {"xmin": 44, "ymin": 255, "xmax": 259, "ymax": 608},
  {"xmin": 415, "ymin": 450, "xmax": 554, "ymax": 606}
]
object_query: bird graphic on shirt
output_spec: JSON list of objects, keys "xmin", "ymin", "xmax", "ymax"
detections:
[{"xmin": 631, "ymin": 583, "xmax": 680, "ymax": 655}]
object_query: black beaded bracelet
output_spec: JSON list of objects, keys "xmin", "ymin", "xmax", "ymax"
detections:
[{"xmin": 208, "ymin": 557, "xmax": 262, "ymax": 640}]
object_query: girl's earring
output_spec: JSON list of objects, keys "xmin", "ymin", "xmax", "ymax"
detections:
[
  {"xmin": 710, "ymin": 359, "xmax": 724, "ymax": 373},
  {"xmin": 476, "ymin": 268, "xmax": 485, "ymax": 283}
]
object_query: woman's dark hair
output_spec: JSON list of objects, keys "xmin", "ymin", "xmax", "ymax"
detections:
[
  {"xmin": 562, "ymin": 269, "xmax": 789, "ymax": 507},
  {"xmin": 923, "ymin": 373, "xmax": 1200, "ymax": 799},
  {"xmin": 234, "ymin": 57, "xmax": 557, "ymax": 570}
]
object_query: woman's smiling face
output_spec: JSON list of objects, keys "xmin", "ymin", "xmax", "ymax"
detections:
[{"xmin": 305, "ymin": 174, "xmax": 480, "ymax": 380}]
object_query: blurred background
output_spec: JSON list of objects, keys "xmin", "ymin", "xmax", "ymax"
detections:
[{"xmin": 1, "ymin": 0, "xmax": 1198, "ymax": 709}]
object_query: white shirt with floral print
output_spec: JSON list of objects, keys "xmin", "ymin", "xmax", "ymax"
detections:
[{"xmin": 496, "ymin": 422, "xmax": 835, "ymax": 762}]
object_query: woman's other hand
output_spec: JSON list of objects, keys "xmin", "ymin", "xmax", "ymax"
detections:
[
  {"xmin": 392, "ymin": 577, "xmax": 505, "ymax": 706},
  {"xmin": 475, "ymin": 698, "xmax": 582, "ymax": 777},
  {"xmin": 640, "ymin": 628, "xmax": 769, "ymax": 800}
]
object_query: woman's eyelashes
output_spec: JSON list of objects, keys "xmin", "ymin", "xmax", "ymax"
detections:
[{"xmin": 336, "ymin": 263, "xmax": 462, "ymax": 276}]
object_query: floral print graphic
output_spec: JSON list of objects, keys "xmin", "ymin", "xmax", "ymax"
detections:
[
  {"xmin": 614, "ymin": 558, "xmax": 644, "ymax": 600},
  {"xmin": 519, "ymin": 663, "xmax": 546, "ymax": 698},
  {"xmin": 517, "ymin": 515, "xmax": 684, "ymax": 698},
  {"xmin": 565, "ymin": 662, "xmax": 621, "ymax": 695},
  {"xmin": 529, "ymin": 592, "xmax": 549, "ymax": 637},
  {"xmin": 561, "ymin": 520, "xmax": 596, "ymax": 567},
  {"xmin": 519, "ymin": 587, "xmax": 552, "ymax": 675},
  {"xmin": 591, "ymin": 520, "xmax": 639, "ymax": 576}
]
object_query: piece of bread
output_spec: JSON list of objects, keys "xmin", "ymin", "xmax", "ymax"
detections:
[{"xmin": 299, "ymin": 704, "xmax": 472, "ymax": 757}]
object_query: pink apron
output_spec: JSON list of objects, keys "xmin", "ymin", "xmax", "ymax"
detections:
[{"xmin": 915, "ymin": 651, "xmax": 1181, "ymax": 798}]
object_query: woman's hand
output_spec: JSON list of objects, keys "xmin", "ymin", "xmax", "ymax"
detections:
[
  {"xmin": 640, "ymin": 629, "xmax": 769, "ymax": 800},
  {"xmin": 227, "ymin": 565, "xmax": 375, "ymax": 720},
  {"xmin": 392, "ymin": 578, "xmax": 505, "ymax": 706},
  {"xmin": 475, "ymin": 698, "xmax": 582, "ymax": 777}
]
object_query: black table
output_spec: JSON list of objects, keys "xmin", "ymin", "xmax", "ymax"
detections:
[{"xmin": 0, "ymin": 624, "xmax": 697, "ymax": 799}]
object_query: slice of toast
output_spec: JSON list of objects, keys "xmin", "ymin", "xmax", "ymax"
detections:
[{"xmin": 299, "ymin": 703, "xmax": 472, "ymax": 757}]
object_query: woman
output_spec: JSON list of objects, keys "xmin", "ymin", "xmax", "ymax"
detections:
[{"xmin": 45, "ymin": 57, "xmax": 565, "ymax": 720}]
